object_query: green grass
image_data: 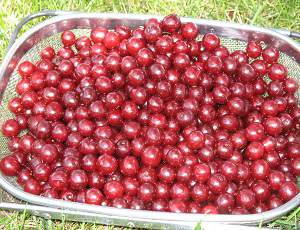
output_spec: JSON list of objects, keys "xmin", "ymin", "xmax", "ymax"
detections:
[{"xmin": 0, "ymin": 0, "xmax": 300, "ymax": 229}]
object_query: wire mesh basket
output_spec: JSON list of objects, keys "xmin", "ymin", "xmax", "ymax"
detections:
[{"xmin": 0, "ymin": 11, "xmax": 299, "ymax": 230}]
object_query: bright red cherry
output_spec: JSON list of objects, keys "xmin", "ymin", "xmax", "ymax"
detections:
[
  {"xmin": 141, "ymin": 146, "xmax": 162, "ymax": 167},
  {"xmin": 193, "ymin": 163, "xmax": 211, "ymax": 183}
]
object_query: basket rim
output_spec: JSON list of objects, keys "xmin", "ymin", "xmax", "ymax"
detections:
[{"xmin": 0, "ymin": 12, "xmax": 299, "ymax": 224}]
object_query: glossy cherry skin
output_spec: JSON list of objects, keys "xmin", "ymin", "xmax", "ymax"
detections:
[
  {"xmin": 268, "ymin": 195, "xmax": 283, "ymax": 209},
  {"xmin": 236, "ymin": 189, "xmax": 256, "ymax": 210},
  {"xmin": 40, "ymin": 46, "xmax": 55, "ymax": 60},
  {"xmin": 208, "ymin": 174, "xmax": 228, "ymax": 194},
  {"xmin": 104, "ymin": 181, "xmax": 124, "ymax": 200},
  {"xmin": 245, "ymin": 123, "xmax": 265, "ymax": 141},
  {"xmin": 1, "ymin": 119, "xmax": 20, "ymax": 137},
  {"xmin": 0, "ymin": 155, "xmax": 20, "ymax": 176},
  {"xmin": 246, "ymin": 41, "xmax": 262, "ymax": 58},
  {"xmin": 120, "ymin": 156, "xmax": 139, "ymax": 176},
  {"xmin": 202, "ymin": 204, "xmax": 218, "ymax": 214},
  {"xmin": 216, "ymin": 140, "xmax": 233, "ymax": 160},
  {"xmin": 61, "ymin": 31, "xmax": 76, "ymax": 46},
  {"xmin": 279, "ymin": 181, "xmax": 299, "ymax": 201},
  {"xmin": 90, "ymin": 27, "xmax": 107, "ymax": 43},
  {"xmin": 97, "ymin": 138, "xmax": 115, "ymax": 155},
  {"xmin": 18, "ymin": 61, "xmax": 36, "ymax": 78},
  {"xmin": 168, "ymin": 199, "xmax": 187, "ymax": 213},
  {"xmin": 63, "ymin": 156, "xmax": 80, "ymax": 172},
  {"xmin": 60, "ymin": 190, "xmax": 76, "ymax": 201},
  {"xmin": 40, "ymin": 144, "xmax": 58, "ymax": 163},
  {"xmin": 251, "ymin": 160, "xmax": 270, "ymax": 180},
  {"xmin": 202, "ymin": 33, "xmax": 220, "ymax": 51},
  {"xmin": 191, "ymin": 183, "xmax": 208, "ymax": 202},
  {"xmin": 287, "ymin": 143, "xmax": 300, "ymax": 158},
  {"xmin": 141, "ymin": 146, "xmax": 162, "ymax": 167},
  {"xmin": 17, "ymin": 168, "xmax": 32, "ymax": 185},
  {"xmin": 162, "ymin": 14, "xmax": 181, "ymax": 33},
  {"xmin": 170, "ymin": 182, "xmax": 189, "ymax": 201},
  {"xmin": 291, "ymin": 158, "xmax": 300, "ymax": 175},
  {"xmin": 97, "ymin": 154, "xmax": 117, "ymax": 175},
  {"xmin": 264, "ymin": 116, "xmax": 283, "ymax": 137},
  {"xmin": 24, "ymin": 178, "xmax": 42, "ymax": 195},
  {"xmin": 69, "ymin": 169, "xmax": 88, "ymax": 190},
  {"xmin": 193, "ymin": 163, "xmax": 211, "ymax": 183},
  {"xmin": 252, "ymin": 179, "xmax": 270, "ymax": 200},
  {"xmin": 137, "ymin": 48, "xmax": 154, "ymax": 66},
  {"xmin": 85, "ymin": 188, "xmax": 104, "ymax": 205},
  {"xmin": 262, "ymin": 46, "xmax": 279, "ymax": 64},
  {"xmin": 103, "ymin": 31, "xmax": 120, "ymax": 49},
  {"xmin": 216, "ymin": 193, "xmax": 235, "ymax": 213},
  {"xmin": 181, "ymin": 22, "xmax": 198, "ymax": 40},
  {"xmin": 246, "ymin": 142, "xmax": 264, "ymax": 160},
  {"xmin": 284, "ymin": 78, "xmax": 298, "ymax": 94},
  {"xmin": 221, "ymin": 161, "xmax": 238, "ymax": 181},
  {"xmin": 33, "ymin": 163, "xmax": 51, "ymax": 182},
  {"xmin": 49, "ymin": 170, "xmax": 68, "ymax": 191}
]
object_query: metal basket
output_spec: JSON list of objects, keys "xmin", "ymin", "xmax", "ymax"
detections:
[{"xmin": 0, "ymin": 10, "xmax": 299, "ymax": 230}]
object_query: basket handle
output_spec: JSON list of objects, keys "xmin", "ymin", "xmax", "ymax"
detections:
[
  {"xmin": 272, "ymin": 28, "xmax": 300, "ymax": 40},
  {"xmin": 7, "ymin": 10, "xmax": 77, "ymax": 50}
]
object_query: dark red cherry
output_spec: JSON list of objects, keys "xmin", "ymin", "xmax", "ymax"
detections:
[
  {"xmin": 24, "ymin": 178, "xmax": 41, "ymax": 195},
  {"xmin": 279, "ymin": 181, "xmax": 299, "ymax": 201},
  {"xmin": 69, "ymin": 169, "xmax": 88, "ymax": 190},
  {"xmin": 202, "ymin": 33, "xmax": 220, "ymax": 51},
  {"xmin": 251, "ymin": 159, "xmax": 270, "ymax": 180},
  {"xmin": 181, "ymin": 22, "xmax": 198, "ymax": 40},
  {"xmin": 61, "ymin": 31, "xmax": 76, "ymax": 46},
  {"xmin": 0, "ymin": 155, "xmax": 20, "ymax": 176},
  {"xmin": 246, "ymin": 41, "xmax": 262, "ymax": 58},
  {"xmin": 162, "ymin": 14, "xmax": 181, "ymax": 33},
  {"xmin": 236, "ymin": 189, "xmax": 256, "ymax": 210},
  {"xmin": 262, "ymin": 46, "xmax": 279, "ymax": 64}
]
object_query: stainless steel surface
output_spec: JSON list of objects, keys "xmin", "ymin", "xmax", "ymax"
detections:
[
  {"xmin": 0, "ymin": 203, "xmax": 273, "ymax": 230},
  {"xmin": 0, "ymin": 12, "xmax": 299, "ymax": 229},
  {"xmin": 7, "ymin": 10, "xmax": 75, "ymax": 50}
]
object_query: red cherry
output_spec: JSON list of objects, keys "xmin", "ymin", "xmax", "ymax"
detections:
[
  {"xmin": 24, "ymin": 178, "xmax": 41, "ymax": 195},
  {"xmin": 236, "ymin": 189, "xmax": 256, "ymax": 210},
  {"xmin": 246, "ymin": 41, "xmax": 262, "ymax": 58},
  {"xmin": 202, "ymin": 204, "xmax": 218, "ymax": 214},
  {"xmin": 162, "ymin": 14, "xmax": 181, "ymax": 33},
  {"xmin": 1, "ymin": 119, "xmax": 20, "ymax": 137},
  {"xmin": 85, "ymin": 188, "xmax": 104, "ymax": 205},
  {"xmin": 0, "ymin": 155, "xmax": 20, "ymax": 176},
  {"xmin": 18, "ymin": 61, "xmax": 36, "ymax": 78},
  {"xmin": 202, "ymin": 33, "xmax": 220, "ymax": 51},
  {"xmin": 262, "ymin": 46, "xmax": 279, "ymax": 63},
  {"xmin": 61, "ymin": 31, "xmax": 76, "ymax": 46},
  {"xmin": 279, "ymin": 181, "xmax": 299, "ymax": 201}
]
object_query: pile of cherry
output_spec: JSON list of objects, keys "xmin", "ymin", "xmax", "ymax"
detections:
[{"xmin": 0, "ymin": 14, "xmax": 299, "ymax": 215}]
